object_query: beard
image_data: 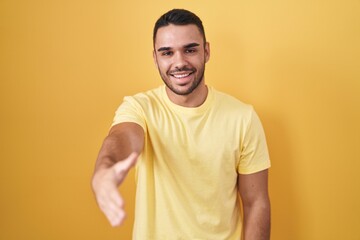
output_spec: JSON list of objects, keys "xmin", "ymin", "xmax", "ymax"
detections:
[{"xmin": 157, "ymin": 64, "xmax": 206, "ymax": 96}]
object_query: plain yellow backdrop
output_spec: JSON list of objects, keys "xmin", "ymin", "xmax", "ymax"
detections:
[{"xmin": 1, "ymin": 0, "xmax": 359, "ymax": 239}]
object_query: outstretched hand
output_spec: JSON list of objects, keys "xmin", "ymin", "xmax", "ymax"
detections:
[{"xmin": 92, "ymin": 152, "xmax": 139, "ymax": 226}]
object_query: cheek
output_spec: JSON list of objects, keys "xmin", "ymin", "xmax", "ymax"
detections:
[{"xmin": 158, "ymin": 60, "xmax": 171, "ymax": 71}]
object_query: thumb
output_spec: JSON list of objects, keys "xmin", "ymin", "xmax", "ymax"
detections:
[{"xmin": 113, "ymin": 152, "xmax": 139, "ymax": 176}]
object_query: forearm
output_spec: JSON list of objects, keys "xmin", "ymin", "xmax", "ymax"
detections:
[
  {"xmin": 95, "ymin": 135, "xmax": 133, "ymax": 171},
  {"xmin": 91, "ymin": 123, "xmax": 144, "ymax": 226},
  {"xmin": 94, "ymin": 123, "xmax": 144, "ymax": 172},
  {"xmin": 242, "ymin": 199, "xmax": 271, "ymax": 240}
]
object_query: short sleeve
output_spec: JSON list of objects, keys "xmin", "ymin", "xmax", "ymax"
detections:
[
  {"xmin": 111, "ymin": 96, "xmax": 147, "ymax": 132},
  {"xmin": 237, "ymin": 108, "xmax": 271, "ymax": 174}
]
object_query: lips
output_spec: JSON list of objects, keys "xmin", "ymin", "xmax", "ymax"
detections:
[{"xmin": 170, "ymin": 72, "xmax": 193, "ymax": 79}]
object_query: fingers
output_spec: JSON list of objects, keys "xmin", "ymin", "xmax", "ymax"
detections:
[
  {"xmin": 97, "ymin": 186, "xmax": 126, "ymax": 227},
  {"xmin": 106, "ymin": 195, "xmax": 126, "ymax": 227},
  {"xmin": 93, "ymin": 152, "xmax": 139, "ymax": 227}
]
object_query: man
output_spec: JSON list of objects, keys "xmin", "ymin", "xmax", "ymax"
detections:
[{"xmin": 92, "ymin": 9, "xmax": 271, "ymax": 240}]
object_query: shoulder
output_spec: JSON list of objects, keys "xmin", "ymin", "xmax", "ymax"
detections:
[
  {"xmin": 125, "ymin": 86, "xmax": 162, "ymax": 101},
  {"xmin": 112, "ymin": 86, "xmax": 164, "ymax": 128},
  {"xmin": 123, "ymin": 86, "xmax": 164, "ymax": 107},
  {"xmin": 211, "ymin": 88, "xmax": 254, "ymax": 116}
]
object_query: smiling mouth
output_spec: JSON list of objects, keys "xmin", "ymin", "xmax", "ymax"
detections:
[{"xmin": 170, "ymin": 72, "xmax": 194, "ymax": 79}]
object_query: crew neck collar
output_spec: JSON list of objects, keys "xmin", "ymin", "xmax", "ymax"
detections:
[{"xmin": 161, "ymin": 85, "xmax": 214, "ymax": 115}]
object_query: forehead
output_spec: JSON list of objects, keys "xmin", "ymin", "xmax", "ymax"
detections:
[{"xmin": 154, "ymin": 24, "xmax": 204, "ymax": 48}]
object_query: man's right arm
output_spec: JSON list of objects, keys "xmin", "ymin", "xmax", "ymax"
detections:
[{"xmin": 91, "ymin": 122, "xmax": 144, "ymax": 227}]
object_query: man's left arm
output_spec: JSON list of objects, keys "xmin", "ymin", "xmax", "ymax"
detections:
[{"xmin": 238, "ymin": 169, "xmax": 270, "ymax": 240}]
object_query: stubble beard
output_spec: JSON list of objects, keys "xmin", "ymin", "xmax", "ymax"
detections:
[{"xmin": 158, "ymin": 63, "xmax": 206, "ymax": 96}]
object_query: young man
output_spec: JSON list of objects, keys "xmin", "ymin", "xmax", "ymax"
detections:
[{"xmin": 92, "ymin": 9, "xmax": 271, "ymax": 240}]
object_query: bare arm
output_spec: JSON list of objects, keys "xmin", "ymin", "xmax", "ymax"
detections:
[
  {"xmin": 238, "ymin": 169, "xmax": 271, "ymax": 240},
  {"xmin": 91, "ymin": 122, "xmax": 144, "ymax": 226}
]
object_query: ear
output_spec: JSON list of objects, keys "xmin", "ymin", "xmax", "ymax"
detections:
[
  {"xmin": 153, "ymin": 50, "xmax": 158, "ymax": 68},
  {"xmin": 204, "ymin": 42, "xmax": 210, "ymax": 63}
]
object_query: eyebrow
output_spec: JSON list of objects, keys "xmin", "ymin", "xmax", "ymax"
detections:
[
  {"xmin": 184, "ymin": 43, "xmax": 200, "ymax": 48},
  {"xmin": 157, "ymin": 47, "xmax": 171, "ymax": 52},
  {"xmin": 157, "ymin": 42, "xmax": 200, "ymax": 52}
]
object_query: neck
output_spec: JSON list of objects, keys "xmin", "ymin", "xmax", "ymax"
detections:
[{"xmin": 165, "ymin": 82, "xmax": 208, "ymax": 108}]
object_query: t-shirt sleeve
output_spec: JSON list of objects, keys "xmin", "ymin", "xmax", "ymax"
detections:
[
  {"xmin": 111, "ymin": 96, "xmax": 147, "ymax": 132},
  {"xmin": 237, "ymin": 108, "xmax": 271, "ymax": 174}
]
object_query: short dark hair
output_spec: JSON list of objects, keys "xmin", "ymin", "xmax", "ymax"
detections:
[{"xmin": 153, "ymin": 9, "xmax": 206, "ymax": 46}]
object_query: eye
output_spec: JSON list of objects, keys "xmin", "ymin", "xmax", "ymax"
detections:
[
  {"xmin": 161, "ymin": 51, "xmax": 173, "ymax": 56},
  {"xmin": 185, "ymin": 48, "xmax": 197, "ymax": 54}
]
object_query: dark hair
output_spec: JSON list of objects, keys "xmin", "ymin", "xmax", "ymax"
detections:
[{"xmin": 153, "ymin": 9, "xmax": 206, "ymax": 46}]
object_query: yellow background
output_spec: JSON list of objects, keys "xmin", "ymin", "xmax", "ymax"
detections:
[{"xmin": 1, "ymin": 0, "xmax": 359, "ymax": 239}]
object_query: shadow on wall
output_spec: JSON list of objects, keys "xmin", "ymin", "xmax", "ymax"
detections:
[
  {"xmin": 262, "ymin": 113, "xmax": 301, "ymax": 240},
  {"xmin": 209, "ymin": 30, "xmax": 302, "ymax": 239}
]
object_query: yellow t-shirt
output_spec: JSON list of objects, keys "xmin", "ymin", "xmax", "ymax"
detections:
[{"xmin": 112, "ymin": 85, "xmax": 270, "ymax": 240}]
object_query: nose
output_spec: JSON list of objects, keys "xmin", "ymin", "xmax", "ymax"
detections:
[{"xmin": 173, "ymin": 51, "xmax": 188, "ymax": 70}]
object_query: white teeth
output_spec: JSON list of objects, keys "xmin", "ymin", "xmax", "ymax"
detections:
[{"xmin": 172, "ymin": 73, "xmax": 191, "ymax": 78}]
